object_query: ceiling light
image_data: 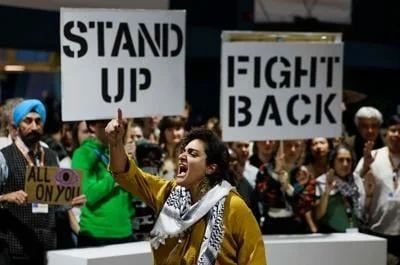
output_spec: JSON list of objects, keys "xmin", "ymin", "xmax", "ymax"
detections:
[{"xmin": 4, "ymin": 65, "xmax": 26, "ymax": 72}]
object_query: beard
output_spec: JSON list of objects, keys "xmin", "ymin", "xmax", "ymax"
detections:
[{"xmin": 20, "ymin": 132, "xmax": 42, "ymax": 147}]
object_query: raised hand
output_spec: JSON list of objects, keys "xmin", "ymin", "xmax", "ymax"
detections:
[
  {"xmin": 106, "ymin": 109, "xmax": 130, "ymax": 173},
  {"xmin": 362, "ymin": 141, "xmax": 376, "ymax": 176},
  {"xmin": 278, "ymin": 170, "xmax": 289, "ymax": 190},
  {"xmin": 326, "ymin": 168, "xmax": 336, "ymax": 192},
  {"xmin": 105, "ymin": 108, "xmax": 126, "ymax": 146},
  {"xmin": 275, "ymin": 141, "xmax": 286, "ymax": 173},
  {"xmin": 364, "ymin": 170, "xmax": 376, "ymax": 198}
]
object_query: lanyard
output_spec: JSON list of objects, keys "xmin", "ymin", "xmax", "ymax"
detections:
[
  {"xmin": 14, "ymin": 137, "xmax": 44, "ymax": 167},
  {"xmin": 92, "ymin": 148, "xmax": 109, "ymax": 166},
  {"xmin": 388, "ymin": 151, "xmax": 400, "ymax": 190}
]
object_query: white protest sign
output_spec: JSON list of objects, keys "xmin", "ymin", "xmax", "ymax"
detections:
[
  {"xmin": 221, "ymin": 37, "xmax": 343, "ymax": 141},
  {"xmin": 60, "ymin": 8, "xmax": 186, "ymax": 121}
]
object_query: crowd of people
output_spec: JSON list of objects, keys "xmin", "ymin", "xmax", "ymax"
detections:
[{"xmin": 0, "ymin": 95, "xmax": 399, "ymax": 265}]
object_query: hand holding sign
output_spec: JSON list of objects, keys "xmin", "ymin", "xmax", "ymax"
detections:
[
  {"xmin": 25, "ymin": 167, "xmax": 83, "ymax": 205},
  {"xmin": 105, "ymin": 108, "xmax": 126, "ymax": 147},
  {"xmin": 70, "ymin": 194, "xmax": 86, "ymax": 208},
  {"xmin": 60, "ymin": 9, "xmax": 186, "ymax": 122},
  {"xmin": 2, "ymin": 190, "xmax": 28, "ymax": 205}
]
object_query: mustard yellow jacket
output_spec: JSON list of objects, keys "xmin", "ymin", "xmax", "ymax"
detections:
[{"xmin": 113, "ymin": 158, "xmax": 267, "ymax": 265}]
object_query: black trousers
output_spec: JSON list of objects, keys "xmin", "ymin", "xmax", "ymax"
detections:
[
  {"xmin": 77, "ymin": 234, "xmax": 134, "ymax": 248},
  {"xmin": 9, "ymin": 256, "xmax": 43, "ymax": 265},
  {"xmin": 0, "ymin": 249, "xmax": 46, "ymax": 265},
  {"xmin": 0, "ymin": 240, "xmax": 11, "ymax": 265}
]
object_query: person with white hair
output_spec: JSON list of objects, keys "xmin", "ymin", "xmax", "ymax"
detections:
[
  {"xmin": 354, "ymin": 114, "xmax": 400, "ymax": 264},
  {"xmin": 345, "ymin": 106, "xmax": 384, "ymax": 161}
]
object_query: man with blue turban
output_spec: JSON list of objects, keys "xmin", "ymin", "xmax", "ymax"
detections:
[
  {"xmin": 12, "ymin": 99, "xmax": 47, "ymax": 148},
  {"xmin": 0, "ymin": 99, "xmax": 85, "ymax": 265}
]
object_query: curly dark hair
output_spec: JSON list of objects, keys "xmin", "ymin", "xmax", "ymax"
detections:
[{"xmin": 180, "ymin": 128, "xmax": 233, "ymax": 186}]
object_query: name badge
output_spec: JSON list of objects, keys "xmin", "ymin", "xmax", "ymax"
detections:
[{"xmin": 32, "ymin": 203, "xmax": 49, "ymax": 213}]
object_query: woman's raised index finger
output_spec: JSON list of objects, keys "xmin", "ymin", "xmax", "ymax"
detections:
[{"xmin": 117, "ymin": 108, "xmax": 123, "ymax": 125}]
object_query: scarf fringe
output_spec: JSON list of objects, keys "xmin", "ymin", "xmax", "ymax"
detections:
[{"xmin": 150, "ymin": 181, "xmax": 232, "ymax": 265}]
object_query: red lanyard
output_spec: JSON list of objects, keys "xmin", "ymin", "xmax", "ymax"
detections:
[{"xmin": 14, "ymin": 137, "xmax": 45, "ymax": 167}]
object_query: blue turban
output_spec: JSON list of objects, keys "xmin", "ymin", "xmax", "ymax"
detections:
[{"xmin": 13, "ymin": 99, "xmax": 47, "ymax": 126}]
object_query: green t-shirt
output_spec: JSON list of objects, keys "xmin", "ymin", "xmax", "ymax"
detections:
[{"xmin": 72, "ymin": 137, "xmax": 134, "ymax": 238}]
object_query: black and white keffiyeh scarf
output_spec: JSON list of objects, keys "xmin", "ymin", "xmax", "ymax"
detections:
[
  {"xmin": 149, "ymin": 180, "xmax": 233, "ymax": 265},
  {"xmin": 335, "ymin": 174, "xmax": 361, "ymax": 219}
]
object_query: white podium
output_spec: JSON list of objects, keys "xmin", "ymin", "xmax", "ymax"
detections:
[
  {"xmin": 264, "ymin": 233, "xmax": 386, "ymax": 265},
  {"xmin": 47, "ymin": 241, "xmax": 152, "ymax": 265},
  {"xmin": 47, "ymin": 233, "xmax": 386, "ymax": 265}
]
